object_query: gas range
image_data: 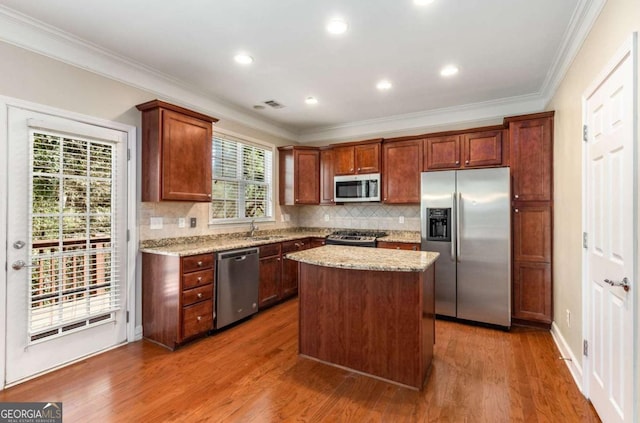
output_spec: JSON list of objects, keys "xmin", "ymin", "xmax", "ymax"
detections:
[{"xmin": 325, "ymin": 230, "xmax": 388, "ymax": 248}]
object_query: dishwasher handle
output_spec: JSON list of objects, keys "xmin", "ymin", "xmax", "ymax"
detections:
[{"xmin": 217, "ymin": 247, "xmax": 259, "ymax": 261}]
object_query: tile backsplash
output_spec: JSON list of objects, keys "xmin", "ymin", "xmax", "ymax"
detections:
[
  {"xmin": 297, "ymin": 204, "xmax": 421, "ymax": 232},
  {"xmin": 139, "ymin": 202, "xmax": 420, "ymax": 241}
]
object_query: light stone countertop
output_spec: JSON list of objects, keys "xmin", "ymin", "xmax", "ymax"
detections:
[
  {"xmin": 378, "ymin": 231, "xmax": 420, "ymax": 243},
  {"xmin": 286, "ymin": 245, "xmax": 439, "ymax": 272}
]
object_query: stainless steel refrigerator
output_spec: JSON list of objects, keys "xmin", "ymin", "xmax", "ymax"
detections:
[{"xmin": 420, "ymin": 168, "xmax": 511, "ymax": 327}]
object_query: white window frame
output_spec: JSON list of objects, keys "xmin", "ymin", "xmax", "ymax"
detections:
[{"xmin": 209, "ymin": 128, "xmax": 275, "ymax": 225}]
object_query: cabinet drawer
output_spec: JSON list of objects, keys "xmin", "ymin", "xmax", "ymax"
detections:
[
  {"xmin": 182, "ymin": 269, "xmax": 214, "ymax": 290},
  {"xmin": 378, "ymin": 241, "xmax": 419, "ymax": 251},
  {"xmin": 282, "ymin": 239, "xmax": 309, "ymax": 253},
  {"xmin": 259, "ymin": 243, "xmax": 282, "ymax": 258},
  {"xmin": 182, "ymin": 300, "xmax": 213, "ymax": 339},
  {"xmin": 182, "ymin": 283, "xmax": 213, "ymax": 306},
  {"xmin": 182, "ymin": 253, "xmax": 214, "ymax": 273}
]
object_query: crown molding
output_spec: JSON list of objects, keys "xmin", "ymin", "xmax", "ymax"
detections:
[
  {"xmin": 539, "ymin": 0, "xmax": 608, "ymax": 103},
  {"xmin": 0, "ymin": 0, "xmax": 607, "ymax": 145},
  {"xmin": 297, "ymin": 93, "xmax": 546, "ymax": 143},
  {"xmin": 0, "ymin": 6, "xmax": 298, "ymax": 142}
]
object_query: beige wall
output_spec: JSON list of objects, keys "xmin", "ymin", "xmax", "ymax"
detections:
[{"xmin": 547, "ymin": 0, "xmax": 640, "ymax": 365}]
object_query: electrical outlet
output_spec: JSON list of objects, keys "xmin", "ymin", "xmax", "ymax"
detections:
[
  {"xmin": 284, "ymin": 214, "xmax": 290, "ymax": 222},
  {"xmin": 566, "ymin": 309, "xmax": 571, "ymax": 328},
  {"xmin": 399, "ymin": 216, "xmax": 405, "ymax": 224},
  {"xmin": 178, "ymin": 218, "xmax": 186, "ymax": 228},
  {"xmin": 190, "ymin": 217, "xmax": 197, "ymax": 228},
  {"xmin": 150, "ymin": 217, "xmax": 163, "ymax": 230},
  {"xmin": 324, "ymin": 214, "xmax": 330, "ymax": 222}
]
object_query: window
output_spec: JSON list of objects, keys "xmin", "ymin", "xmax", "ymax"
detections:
[{"xmin": 210, "ymin": 133, "xmax": 273, "ymax": 222}]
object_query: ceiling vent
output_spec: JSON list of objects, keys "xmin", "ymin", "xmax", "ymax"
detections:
[{"xmin": 264, "ymin": 100, "xmax": 285, "ymax": 109}]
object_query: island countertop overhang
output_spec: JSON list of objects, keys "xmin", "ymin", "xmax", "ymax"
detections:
[{"xmin": 286, "ymin": 245, "xmax": 439, "ymax": 272}]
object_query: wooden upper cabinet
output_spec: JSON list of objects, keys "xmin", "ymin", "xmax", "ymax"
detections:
[
  {"xmin": 424, "ymin": 135, "xmax": 461, "ymax": 170},
  {"xmin": 462, "ymin": 130, "xmax": 505, "ymax": 167},
  {"xmin": 320, "ymin": 148, "xmax": 335, "ymax": 205},
  {"xmin": 278, "ymin": 146, "xmax": 319, "ymax": 205},
  {"xmin": 333, "ymin": 140, "xmax": 381, "ymax": 175},
  {"xmin": 382, "ymin": 139, "xmax": 422, "ymax": 204},
  {"xmin": 509, "ymin": 116, "xmax": 553, "ymax": 202},
  {"xmin": 137, "ymin": 100, "xmax": 218, "ymax": 202}
]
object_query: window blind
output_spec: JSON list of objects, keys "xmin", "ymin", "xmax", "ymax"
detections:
[{"xmin": 211, "ymin": 134, "xmax": 273, "ymax": 222}]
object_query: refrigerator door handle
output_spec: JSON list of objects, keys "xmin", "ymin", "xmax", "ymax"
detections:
[
  {"xmin": 456, "ymin": 192, "xmax": 462, "ymax": 262},
  {"xmin": 451, "ymin": 192, "xmax": 456, "ymax": 261}
]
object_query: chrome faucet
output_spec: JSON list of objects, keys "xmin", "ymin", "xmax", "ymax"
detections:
[{"xmin": 249, "ymin": 219, "xmax": 259, "ymax": 237}]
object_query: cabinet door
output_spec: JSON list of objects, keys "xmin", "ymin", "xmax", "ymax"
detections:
[
  {"xmin": 281, "ymin": 257, "xmax": 298, "ymax": 298},
  {"xmin": 424, "ymin": 135, "xmax": 461, "ymax": 170},
  {"xmin": 513, "ymin": 205, "xmax": 551, "ymax": 262},
  {"xmin": 162, "ymin": 109, "xmax": 213, "ymax": 201},
  {"xmin": 512, "ymin": 261, "xmax": 552, "ymax": 323},
  {"xmin": 510, "ymin": 117, "xmax": 552, "ymax": 202},
  {"xmin": 333, "ymin": 146, "xmax": 355, "ymax": 175},
  {"xmin": 382, "ymin": 140, "xmax": 422, "ymax": 203},
  {"xmin": 320, "ymin": 149, "xmax": 335, "ymax": 204},
  {"xmin": 462, "ymin": 130, "xmax": 503, "ymax": 167},
  {"xmin": 294, "ymin": 149, "xmax": 320, "ymax": 204},
  {"xmin": 259, "ymin": 256, "xmax": 281, "ymax": 308},
  {"xmin": 355, "ymin": 143, "xmax": 380, "ymax": 173}
]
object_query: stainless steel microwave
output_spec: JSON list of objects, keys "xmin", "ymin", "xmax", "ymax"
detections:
[{"xmin": 334, "ymin": 173, "xmax": 381, "ymax": 202}]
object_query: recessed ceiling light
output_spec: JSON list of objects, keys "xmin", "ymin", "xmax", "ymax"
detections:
[
  {"xmin": 305, "ymin": 96, "xmax": 319, "ymax": 105},
  {"xmin": 234, "ymin": 54, "xmax": 254, "ymax": 65},
  {"xmin": 376, "ymin": 80, "xmax": 392, "ymax": 91},
  {"xmin": 440, "ymin": 65, "xmax": 459, "ymax": 77},
  {"xmin": 414, "ymin": 0, "xmax": 435, "ymax": 5},
  {"xmin": 326, "ymin": 18, "xmax": 348, "ymax": 35}
]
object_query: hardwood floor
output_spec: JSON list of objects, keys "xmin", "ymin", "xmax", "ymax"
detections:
[{"xmin": 1, "ymin": 299, "xmax": 599, "ymax": 422}]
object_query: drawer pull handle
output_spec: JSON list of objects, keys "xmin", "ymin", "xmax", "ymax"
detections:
[
  {"xmin": 197, "ymin": 261, "xmax": 203, "ymax": 267},
  {"xmin": 197, "ymin": 277, "xmax": 202, "ymax": 282},
  {"xmin": 196, "ymin": 316, "xmax": 202, "ymax": 321},
  {"xmin": 197, "ymin": 293, "xmax": 203, "ymax": 298}
]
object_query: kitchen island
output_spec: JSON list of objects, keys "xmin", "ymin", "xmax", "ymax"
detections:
[{"xmin": 286, "ymin": 245, "xmax": 439, "ymax": 390}]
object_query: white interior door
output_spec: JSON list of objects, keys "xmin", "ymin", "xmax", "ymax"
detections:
[
  {"xmin": 5, "ymin": 106, "xmax": 128, "ymax": 386},
  {"xmin": 583, "ymin": 35, "xmax": 636, "ymax": 423}
]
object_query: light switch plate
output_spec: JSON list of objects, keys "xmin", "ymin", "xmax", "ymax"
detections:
[
  {"xmin": 399, "ymin": 216, "xmax": 405, "ymax": 224},
  {"xmin": 150, "ymin": 217, "xmax": 163, "ymax": 230},
  {"xmin": 178, "ymin": 218, "xmax": 186, "ymax": 228},
  {"xmin": 190, "ymin": 217, "xmax": 197, "ymax": 228},
  {"xmin": 324, "ymin": 214, "xmax": 330, "ymax": 222}
]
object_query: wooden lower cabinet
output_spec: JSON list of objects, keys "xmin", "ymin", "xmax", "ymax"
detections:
[
  {"xmin": 142, "ymin": 252, "xmax": 215, "ymax": 350},
  {"xmin": 512, "ymin": 261, "xmax": 552, "ymax": 324},
  {"xmin": 377, "ymin": 241, "xmax": 420, "ymax": 251},
  {"xmin": 281, "ymin": 239, "xmax": 311, "ymax": 298},
  {"xmin": 258, "ymin": 243, "xmax": 282, "ymax": 309}
]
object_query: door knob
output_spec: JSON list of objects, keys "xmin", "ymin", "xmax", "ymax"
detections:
[
  {"xmin": 604, "ymin": 277, "xmax": 630, "ymax": 292},
  {"xmin": 12, "ymin": 260, "xmax": 37, "ymax": 270}
]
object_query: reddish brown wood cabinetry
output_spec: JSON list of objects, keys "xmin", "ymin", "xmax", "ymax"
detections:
[
  {"xmin": 258, "ymin": 243, "xmax": 282, "ymax": 309},
  {"xmin": 142, "ymin": 252, "xmax": 215, "ymax": 350},
  {"xmin": 137, "ymin": 100, "xmax": 218, "ymax": 202},
  {"xmin": 382, "ymin": 139, "xmax": 423, "ymax": 204},
  {"xmin": 278, "ymin": 147, "xmax": 320, "ymax": 205},
  {"xmin": 424, "ymin": 129, "xmax": 506, "ymax": 171},
  {"xmin": 333, "ymin": 140, "xmax": 381, "ymax": 175},
  {"xmin": 377, "ymin": 241, "xmax": 420, "ymax": 251},
  {"xmin": 424, "ymin": 135, "xmax": 461, "ymax": 170},
  {"xmin": 507, "ymin": 112, "xmax": 554, "ymax": 326},
  {"xmin": 281, "ymin": 238, "xmax": 311, "ymax": 298},
  {"xmin": 320, "ymin": 148, "xmax": 335, "ymax": 205}
]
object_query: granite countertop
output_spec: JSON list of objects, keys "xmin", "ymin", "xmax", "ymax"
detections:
[
  {"xmin": 286, "ymin": 245, "xmax": 439, "ymax": 272},
  {"xmin": 139, "ymin": 230, "xmax": 330, "ymax": 256},
  {"xmin": 139, "ymin": 229, "xmax": 422, "ymax": 257}
]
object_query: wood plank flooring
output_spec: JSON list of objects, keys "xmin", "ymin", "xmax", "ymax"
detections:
[{"xmin": 1, "ymin": 299, "xmax": 600, "ymax": 422}]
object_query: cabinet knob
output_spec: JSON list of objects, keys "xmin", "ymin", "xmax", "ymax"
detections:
[
  {"xmin": 465, "ymin": 160, "xmax": 469, "ymax": 165},
  {"xmin": 357, "ymin": 167, "xmax": 361, "ymax": 171},
  {"xmin": 197, "ymin": 261, "xmax": 203, "ymax": 267},
  {"xmin": 277, "ymin": 257, "xmax": 281, "ymax": 261},
  {"xmin": 196, "ymin": 316, "xmax": 202, "ymax": 321},
  {"xmin": 197, "ymin": 276, "xmax": 202, "ymax": 282},
  {"xmin": 514, "ymin": 194, "xmax": 519, "ymax": 199},
  {"xmin": 350, "ymin": 168, "xmax": 354, "ymax": 172},
  {"xmin": 515, "ymin": 209, "xmax": 519, "ymax": 213},
  {"xmin": 207, "ymin": 194, "xmax": 211, "ymax": 198},
  {"xmin": 413, "ymin": 246, "xmax": 417, "ymax": 251},
  {"xmin": 197, "ymin": 292, "xmax": 203, "ymax": 298},
  {"xmin": 295, "ymin": 199, "xmax": 299, "ymax": 202},
  {"xmin": 455, "ymin": 161, "xmax": 460, "ymax": 165},
  {"xmin": 396, "ymin": 247, "xmax": 400, "ymax": 250}
]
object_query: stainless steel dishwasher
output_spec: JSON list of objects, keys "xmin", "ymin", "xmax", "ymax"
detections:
[{"xmin": 215, "ymin": 247, "xmax": 259, "ymax": 329}]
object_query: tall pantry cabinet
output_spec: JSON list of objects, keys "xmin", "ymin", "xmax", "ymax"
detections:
[{"xmin": 507, "ymin": 112, "xmax": 554, "ymax": 327}]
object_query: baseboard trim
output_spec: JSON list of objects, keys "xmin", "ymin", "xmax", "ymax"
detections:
[{"xmin": 550, "ymin": 321, "xmax": 584, "ymax": 395}]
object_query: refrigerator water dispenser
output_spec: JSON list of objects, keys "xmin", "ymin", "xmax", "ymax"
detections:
[{"xmin": 427, "ymin": 208, "xmax": 451, "ymax": 241}]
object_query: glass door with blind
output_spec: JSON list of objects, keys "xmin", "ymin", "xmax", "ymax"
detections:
[{"xmin": 5, "ymin": 106, "xmax": 128, "ymax": 386}]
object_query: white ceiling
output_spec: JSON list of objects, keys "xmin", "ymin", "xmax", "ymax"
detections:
[{"xmin": 0, "ymin": 0, "xmax": 602, "ymax": 142}]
